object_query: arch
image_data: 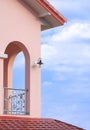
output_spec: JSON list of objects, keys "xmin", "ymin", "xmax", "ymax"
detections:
[
  {"xmin": 13, "ymin": 52, "xmax": 25, "ymax": 89},
  {"xmin": 3, "ymin": 41, "xmax": 30, "ymax": 114}
]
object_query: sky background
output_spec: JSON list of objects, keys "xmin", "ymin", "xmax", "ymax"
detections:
[{"xmin": 13, "ymin": 0, "xmax": 90, "ymax": 130}]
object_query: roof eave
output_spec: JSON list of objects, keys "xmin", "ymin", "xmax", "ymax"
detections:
[
  {"xmin": 22, "ymin": 0, "xmax": 67, "ymax": 30},
  {"xmin": 36, "ymin": 0, "xmax": 67, "ymax": 25}
]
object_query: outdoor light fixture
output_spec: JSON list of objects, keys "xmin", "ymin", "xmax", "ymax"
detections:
[
  {"xmin": 37, "ymin": 58, "xmax": 43, "ymax": 66},
  {"xmin": 33, "ymin": 58, "xmax": 43, "ymax": 67}
]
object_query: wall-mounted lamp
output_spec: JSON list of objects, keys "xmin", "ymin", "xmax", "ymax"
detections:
[
  {"xmin": 33, "ymin": 58, "xmax": 43, "ymax": 67},
  {"xmin": 37, "ymin": 58, "xmax": 43, "ymax": 66}
]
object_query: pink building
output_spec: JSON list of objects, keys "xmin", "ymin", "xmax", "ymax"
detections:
[{"xmin": 0, "ymin": 0, "xmax": 84, "ymax": 129}]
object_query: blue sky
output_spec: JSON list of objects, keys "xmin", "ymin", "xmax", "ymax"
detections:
[{"xmin": 13, "ymin": 0, "xmax": 90, "ymax": 130}]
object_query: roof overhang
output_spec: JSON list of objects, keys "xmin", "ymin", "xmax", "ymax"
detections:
[{"xmin": 22, "ymin": 0, "xmax": 67, "ymax": 31}]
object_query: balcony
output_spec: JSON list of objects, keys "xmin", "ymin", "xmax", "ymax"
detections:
[{"xmin": 4, "ymin": 87, "xmax": 28, "ymax": 115}]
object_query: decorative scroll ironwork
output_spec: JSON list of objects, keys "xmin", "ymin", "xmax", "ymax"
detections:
[{"xmin": 4, "ymin": 87, "xmax": 28, "ymax": 115}]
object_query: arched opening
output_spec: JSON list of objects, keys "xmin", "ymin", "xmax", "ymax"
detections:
[
  {"xmin": 3, "ymin": 41, "xmax": 30, "ymax": 115},
  {"xmin": 13, "ymin": 52, "xmax": 25, "ymax": 89}
]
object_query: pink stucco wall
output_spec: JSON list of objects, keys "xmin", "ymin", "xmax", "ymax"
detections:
[{"xmin": 0, "ymin": 0, "xmax": 41, "ymax": 117}]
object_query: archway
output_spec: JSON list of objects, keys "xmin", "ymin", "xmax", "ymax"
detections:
[
  {"xmin": 3, "ymin": 41, "xmax": 30, "ymax": 115},
  {"xmin": 13, "ymin": 52, "xmax": 25, "ymax": 89}
]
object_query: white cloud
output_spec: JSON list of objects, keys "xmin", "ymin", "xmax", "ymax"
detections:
[
  {"xmin": 13, "ymin": 52, "xmax": 25, "ymax": 69},
  {"xmin": 51, "ymin": 22, "xmax": 90, "ymax": 42},
  {"xmin": 41, "ymin": 22, "xmax": 90, "ymax": 73},
  {"xmin": 42, "ymin": 81, "xmax": 53, "ymax": 87},
  {"xmin": 49, "ymin": 0, "xmax": 89, "ymax": 16},
  {"xmin": 41, "ymin": 1, "xmax": 90, "ymax": 130}
]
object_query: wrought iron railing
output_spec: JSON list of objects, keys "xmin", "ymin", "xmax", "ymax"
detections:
[{"xmin": 4, "ymin": 87, "xmax": 28, "ymax": 115}]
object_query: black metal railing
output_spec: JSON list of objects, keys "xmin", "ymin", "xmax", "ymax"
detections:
[{"xmin": 4, "ymin": 87, "xmax": 28, "ymax": 115}]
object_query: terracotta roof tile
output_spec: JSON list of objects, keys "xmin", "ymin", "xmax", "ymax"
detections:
[{"xmin": 0, "ymin": 116, "xmax": 84, "ymax": 130}]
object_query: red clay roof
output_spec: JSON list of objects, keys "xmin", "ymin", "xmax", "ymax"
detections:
[{"xmin": 0, "ymin": 116, "xmax": 84, "ymax": 130}]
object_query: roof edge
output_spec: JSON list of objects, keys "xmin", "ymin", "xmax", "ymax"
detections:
[
  {"xmin": 36, "ymin": 0, "xmax": 67, "ymax": 25},
  {"xmin": 55, "ymin": 119, "xmax": 84, "ymax": 130},
  {"xmin": 0, "ymin": 115, "xmax": 53, "ymax": 121},
  {"xmin": 0, "ymin": 116, "xmax": 84, "ymax": 130}
]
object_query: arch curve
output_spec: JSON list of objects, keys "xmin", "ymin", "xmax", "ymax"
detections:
[{"xmin": 4, "ymin": 41, "xmax": 30, "ymax": 114}]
